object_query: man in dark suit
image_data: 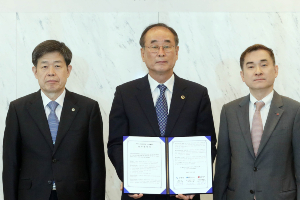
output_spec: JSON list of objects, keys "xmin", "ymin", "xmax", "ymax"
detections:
[
  {"xmin": 3, "ymin": 40, "xmax": 106, "ymax": 200},
  {"xmin": 108, "ymin": 23, "xmax": 216, "ymax": 200},
  {"xmin": 214, "ymin": 44, "xmax": 300, "ymax": 200}
]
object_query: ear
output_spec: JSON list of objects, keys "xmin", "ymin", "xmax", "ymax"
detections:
[
  {"xmin": 175, "ymin": 45, "xmax": 179, "ymax": 60},
  {"xmin": 175, "ymin": 45, "xmax": 179, "ymax": 55},
  {"xmin": 240, "ymin": 70, "xmax": 245, "ymax": 82},
  {"xmin": 32, "ymin": 66, "xmax": 38, "ymax": 79},
  {"xmin": 67, "ymin": 65, "xmax": 72, "ymax": 77},
  {"xmin": 141, "ymin": 47, "xmax": 145, "ymax": 62},
  {"xmin": 274, "ymin": 65, "xmax": 278, "ymax": 78}
]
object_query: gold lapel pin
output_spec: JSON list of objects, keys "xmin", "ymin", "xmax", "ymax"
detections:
[
  {"xmin": 72, "ymin": 108, "xmax": 75, "ymax": 111},
  {"xmin": 181, "ymin": 95, "xmax": 185, "ymax": 99}
]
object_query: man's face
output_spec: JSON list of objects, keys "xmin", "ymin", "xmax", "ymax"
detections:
[
  {"xmin": 32, "ymin": 51, "xmax": 72, "ymax": 97},
  {"xmin": 141, "ymin": 27, "xmax": 179, "ymax": 77},
  {"xmin": 240, "ymin": 49, "xmax": 278, "ymax": 93}
]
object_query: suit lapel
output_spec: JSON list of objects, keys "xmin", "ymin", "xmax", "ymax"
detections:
[
  {"xmin": 256, "ymin": 91, "xmax": 284, "ymax": 157},
  {"xmin": 237, "ymin": 95, "xmax": 255, "ymax": 159},
  {"xmin": 165, "ymin": 75, "xmax": 187, "ymax": 136},
  {"xmin": 136, "ymin": 75, "xmax": 161, "ymax": 136},
  {"xmin": 53, "ymin": 90, "xmax": 79, "ymax": 154},
  {"xmin": 27, "ymin": 91, "xmax": 54, "ymax": 151}
]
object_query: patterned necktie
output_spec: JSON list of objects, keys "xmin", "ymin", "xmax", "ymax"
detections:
[
  {"xmin": 47, "ymin": 101, "xmax": 59, "ymax": 144},
  {"xmin": 251, "ymin": 101, "xmax": 265, "ymax": 156},
  {"xmin": 155, "ymin": 84, "xmax": 168, "ymax": 136}
]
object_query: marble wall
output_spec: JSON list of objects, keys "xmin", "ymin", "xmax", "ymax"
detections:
[
  {"xmin": 1, "ymin": 12, "xmax": 300, "ymax": 200},
  {"xmin": 0, "ymin": 14, "xmax": 17, "ymax": 200}
]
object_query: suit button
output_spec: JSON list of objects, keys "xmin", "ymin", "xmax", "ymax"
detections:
[
  {"xmin": 48, "ymin": 180, "xmax": 52, "ymax": 185},
  {"xmin": 250, "ymin": 190, "xmax": 254, "ymax": 194},
  {"xmin": 253, "ymin": 167, "xmax": 257, "ymax": 171},
  {"xmin": 52, "ymin": 159, "xmax": 57, "ymax": 163}
]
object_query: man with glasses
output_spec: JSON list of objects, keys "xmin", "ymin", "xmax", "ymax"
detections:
[{"xmin": 108, "ymin": 23, "xmax": 216, "ymax": 200}]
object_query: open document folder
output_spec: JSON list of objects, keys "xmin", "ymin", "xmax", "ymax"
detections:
[{"xmin": 123, "ymin": 136, "xmax": 213, "ymax": 195}]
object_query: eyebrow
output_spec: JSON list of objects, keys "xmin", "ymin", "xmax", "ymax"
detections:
[
  {"xmin": 246, "ymin": 59, "xmax": 268, "ymax": 65},
  {"xmin": 150, "ymin": 40, "xmax": 171, "ymax": 44},
  {"xmin": 245, "ymin": 62, "xmax": 254, "ymax": 65},
  {"xmin": 260, "ymin": 59, "xmax": 268, "ymax": 62},
  {"xmin": 40, "ymin": 60, "xmax": 63, "ymax": 64}
]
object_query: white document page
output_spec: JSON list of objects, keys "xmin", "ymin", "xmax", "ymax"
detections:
[
  {"xmin": 168, "ymin": 136, "xmax": 212, "ymax": 194},
  {"xmin": 123, "ymin": 136, "xmax": 166, "ymax": 194}
]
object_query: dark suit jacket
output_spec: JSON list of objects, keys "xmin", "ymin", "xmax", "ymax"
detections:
[
  {"xmin": 214, "ymin": 91, "xmax": 300, "ymax": 200},
  {"xmin": 108, "ymin": 74, "xmax": 216, "ymax": 200},
  {"xmin": 3, "ymin": 90, "xmax": 106, "ymax": 200}
]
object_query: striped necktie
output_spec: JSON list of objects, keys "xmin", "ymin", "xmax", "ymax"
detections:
[{"xmin": 47, "ymin": 101, "xmax": 59, "ymax": 144}]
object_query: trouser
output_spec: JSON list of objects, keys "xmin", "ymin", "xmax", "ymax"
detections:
[{"xmin": 49, "ymin": 190, "xmax": 58, "ymax": 200}]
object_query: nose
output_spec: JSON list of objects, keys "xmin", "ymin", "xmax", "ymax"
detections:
[
  {"xmin": 47, "ymin": 66, "xmax": 56, "ymax": 76},
  {"xmin": 157, "ymin": 46, "xmax": 166, "ymax": 57},
  {"xmin": 255, "ymin": 66, "xmax": 263, "ymax": 75}
]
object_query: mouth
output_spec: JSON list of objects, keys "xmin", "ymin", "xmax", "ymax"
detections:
[
  {"xmin": 254, "ymin": 79, "xmax": 265, "ymax": 81},
  {"xmin": 47, "ymin": 80, "xmax": 58, "ymax": 83},
  {"xmin": 156, "ymin": 61, "xmax": 167, "ymax": 64}
]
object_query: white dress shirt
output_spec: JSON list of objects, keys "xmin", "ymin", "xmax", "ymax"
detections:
[
  {"xmin": 249, "ymin": 90, "xmax": 274, "ymax": 130},
  {"xmin": 41, "ymin": 89, "xmax": 66, "ymax": 121},
  {"xmin": 148, "ymin": 74, "xmax": 174, "ymax": 114}
]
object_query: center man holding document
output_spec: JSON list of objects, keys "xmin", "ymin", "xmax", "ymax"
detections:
[{"xmin": 108, "ymin": 23, "xmax": 217, "ymax": 200}]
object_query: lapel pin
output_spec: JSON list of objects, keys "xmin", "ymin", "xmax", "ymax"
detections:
[
  {"xmin": 276, "ymin": 113, "xmax": 279, "ymax": 116},
  {"xmin": 72, "ymin": 108, "xmax": 75, "ymax": 111},
  {"xmin": 181, "ymin": 95, "xmax": 185, "ymax": 99}
]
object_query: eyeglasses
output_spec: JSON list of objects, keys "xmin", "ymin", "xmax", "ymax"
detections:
[{"xmin": 144, "ymin": 45, "xmax": 176, "ymax": 53}]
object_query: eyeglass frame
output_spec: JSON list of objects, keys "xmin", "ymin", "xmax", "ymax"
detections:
[{"xmin": 143, "ymin": 44, "xmax": 177, "ymax": 54}]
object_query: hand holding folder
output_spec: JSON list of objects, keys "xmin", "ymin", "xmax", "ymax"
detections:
[{"xmin": 123, "ymin": 136, "xmax": 213, "ymax": 195}]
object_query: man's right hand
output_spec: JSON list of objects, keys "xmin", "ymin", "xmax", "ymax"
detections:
[{"xmin": 120, "ymin": 182, "xmax": 144, "ymax": 199}]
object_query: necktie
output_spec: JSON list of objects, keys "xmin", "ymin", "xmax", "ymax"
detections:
[
  {"xmin": 251, "ymin": 101, "xmax": 265, "ymax": 156},
  {"xmin": 47, "ymin": 101, "xmax": 59, "ymax": 144},
  {"xmin": 155, "ymin": 84, "xmax": 168, "ymax": 136}
]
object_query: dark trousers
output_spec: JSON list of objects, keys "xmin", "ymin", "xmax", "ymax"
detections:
[{"xmin": 49, "ymin": 190, "xmax": 58, "ymax": 200}]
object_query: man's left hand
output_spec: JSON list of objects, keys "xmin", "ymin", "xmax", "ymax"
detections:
[{"xmin": 175, "ymin": 194, "xmax": 195, "ymax": 200}]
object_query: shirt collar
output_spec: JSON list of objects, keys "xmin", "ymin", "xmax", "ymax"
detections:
[
  {"xmin": 41, "ymin": 89, "xmax": 66, "ymax": 109},
  {"xmin": 148, "ymin": 74, "xmax": 175, "ymax": 93},
  {"xmin": 250, "ymin": 90, "xmax": 274, "ymax": 108}
]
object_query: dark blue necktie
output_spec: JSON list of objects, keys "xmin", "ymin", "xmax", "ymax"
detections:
[
  {"xmin": 155, "ymin": 84, "xmax": 168, "ymax": 136},
  {"xmin": 47, "ymin": 101, "xmax": 59, "ymax": 144}
]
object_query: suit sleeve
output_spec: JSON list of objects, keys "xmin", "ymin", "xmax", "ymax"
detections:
[
  {"xmin": 87, "ymin": 102, "xmax": 106, "ymax": 200},
  {"xmin": 3, "ymin": 102, "xmax": 21, "ymax": 200},
  {"xmin": 292, "ymin": 106, "xmax": 300, "ymax": 200},
  {"xmin": 213, "ymin": 105, "xmax": 231, "ymax": 200},
  {"xmin": 197, "ymin": 88, "xmax": 217, "ymax": 162},
  {"xmin": 107, "ymin": 86, "xmax": 128, "ymax": 181}
]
